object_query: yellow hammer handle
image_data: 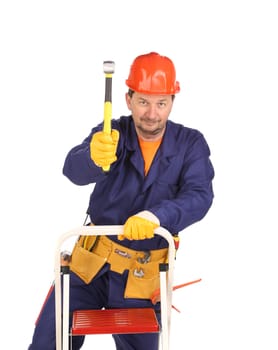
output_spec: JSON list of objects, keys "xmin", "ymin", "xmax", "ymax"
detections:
[{"xmin": 102, "ymin": 72, "xmax": 113, "ymax": 172}]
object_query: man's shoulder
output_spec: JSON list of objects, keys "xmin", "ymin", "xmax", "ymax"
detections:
[
  {"xmin": 111, "ymin": 115, "xmax": 133, "ymax": 129},
  {"xmin": 167, "ymin": 120, "xmax": 203, "ymax": 139}
]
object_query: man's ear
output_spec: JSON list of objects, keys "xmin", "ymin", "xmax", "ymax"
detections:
[{"xmin": 125, "ymin": 92, "xmax": 132, "ymax": 111}]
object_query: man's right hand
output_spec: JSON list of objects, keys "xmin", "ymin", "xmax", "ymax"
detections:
[{"xmin": 90, "ymin": 130, "xmax": 119, "ymax": 168}]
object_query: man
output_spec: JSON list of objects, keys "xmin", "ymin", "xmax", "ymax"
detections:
[{"xmin": 28, "ymin": 52, "xmax": 214, "ymax": 349}]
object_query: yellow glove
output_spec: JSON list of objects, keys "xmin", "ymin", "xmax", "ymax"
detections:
[
  {"xmin": 118, "ymin": 210, "xmax": 160, "ymax": 241},
  {"xmin": 90, "ymin": 130, "xmax": 119, "ymax": 168}
]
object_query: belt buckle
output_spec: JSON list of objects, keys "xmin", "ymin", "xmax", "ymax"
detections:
[
  {"xmin": 137, "ymin": 251, "xmax": 151, "ymax": 264},
  {"xmin": 133, "ymin": 251, "xmax": 151, "ymax": 278}
]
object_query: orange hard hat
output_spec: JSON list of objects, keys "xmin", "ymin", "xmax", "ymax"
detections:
[{"xmin": 126, "ymin": 52, "xmax": 180, "ymax": 95}]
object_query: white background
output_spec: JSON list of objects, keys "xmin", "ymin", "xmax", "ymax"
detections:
[{"xmin": 1, "ymin": 0, "xmax": 278, "ymax": 349}]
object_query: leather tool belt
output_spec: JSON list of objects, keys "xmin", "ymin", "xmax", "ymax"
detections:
[{"xmin": 70, "ymin": 235, "xmax": 168, "ymax": 300}]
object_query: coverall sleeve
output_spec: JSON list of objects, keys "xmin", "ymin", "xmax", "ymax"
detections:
[
  {"xmin": 62, "ymin": 125, "xmax": 107, "ymax": 185},
  {"xmin": 150, "ymin": 134, "xmax": 214, "ymax": 233}
]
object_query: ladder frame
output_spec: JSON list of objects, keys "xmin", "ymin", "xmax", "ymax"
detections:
[{"xmin": 54, "ymin": 225, "xmax": 175, "ymax": 350}]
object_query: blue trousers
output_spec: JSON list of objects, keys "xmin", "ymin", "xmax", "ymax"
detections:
[{"xmin": 28, "ymin": 265, "xmax": 160, "ymax": 350}]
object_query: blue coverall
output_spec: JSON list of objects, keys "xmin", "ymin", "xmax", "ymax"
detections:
[{"xmin": 28, "ymin": 116, "xmax": 214, "ymax": 350}]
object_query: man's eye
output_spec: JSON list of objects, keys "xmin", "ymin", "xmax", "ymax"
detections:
[
  {"xmin": 158, "ymin": 102, "xmax": 166, "ymax": 108},
  {"xmin": 139, "ymin": 100, "xmax": 147, "ymax": 105}
]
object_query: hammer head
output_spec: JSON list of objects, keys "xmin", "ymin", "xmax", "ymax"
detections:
[{"xmin": 103, "ymin": 60, "xmax": 115, "ymax": 74}]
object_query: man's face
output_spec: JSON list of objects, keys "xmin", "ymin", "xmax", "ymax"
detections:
[{"xmin": 125, "ymin": 92, "xmax": 174, "ymax": 141}]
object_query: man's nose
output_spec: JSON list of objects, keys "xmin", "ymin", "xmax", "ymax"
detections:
[{"xmin": 145, "ymin": 104, "xmax": 158, "ymax": 118}]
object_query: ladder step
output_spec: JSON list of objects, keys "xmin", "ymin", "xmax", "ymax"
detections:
[{"xmin": 72, "ymin": 308, "xmax": 160, "ymax": 335}]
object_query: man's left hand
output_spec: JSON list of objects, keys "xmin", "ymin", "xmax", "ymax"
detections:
[{"xmin": 118, "ymin": 211, "xmax": 160, "ymax": 240}]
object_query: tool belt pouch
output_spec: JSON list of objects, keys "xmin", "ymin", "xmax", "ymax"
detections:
[
  {"xmin": 69, "ymin": 235, "xmax": 107, "ymax": 284},
  {"xmin": 124, "ymin": 256, "xmax": 166, "ymax": 300}
]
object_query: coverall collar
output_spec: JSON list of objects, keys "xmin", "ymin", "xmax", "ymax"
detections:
[{"xmin": 126, "ymin": 118, "xmax": 179, "ymax": 190}]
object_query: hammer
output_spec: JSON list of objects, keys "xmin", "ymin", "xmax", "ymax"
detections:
[{"xmin": 102, "ymin": 60, "xmax": 115, "ymax": 172}]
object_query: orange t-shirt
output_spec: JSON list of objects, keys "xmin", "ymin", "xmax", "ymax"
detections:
[{"xmin": 139, "ymin": 138, "xmax": 162, "ymax": 175}]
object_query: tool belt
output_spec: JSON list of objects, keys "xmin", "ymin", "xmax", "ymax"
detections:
[{"xmin": 70, "ymin": 235, "xmax": 168, "ymax": 300}]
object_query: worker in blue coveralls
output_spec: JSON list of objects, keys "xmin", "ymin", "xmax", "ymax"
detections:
[{"xmin": 28, "ymin": 52, "xmax": 214, "ymax": 350}]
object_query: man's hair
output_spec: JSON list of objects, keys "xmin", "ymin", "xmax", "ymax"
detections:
[{"xmin": 128, "ymin": 89, "xmax": 135, "ymax": 97}]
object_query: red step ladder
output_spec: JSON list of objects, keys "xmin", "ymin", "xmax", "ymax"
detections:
[{"xmin": 54, "ymin": 225, "xmax": 175, "ymax": 350}]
